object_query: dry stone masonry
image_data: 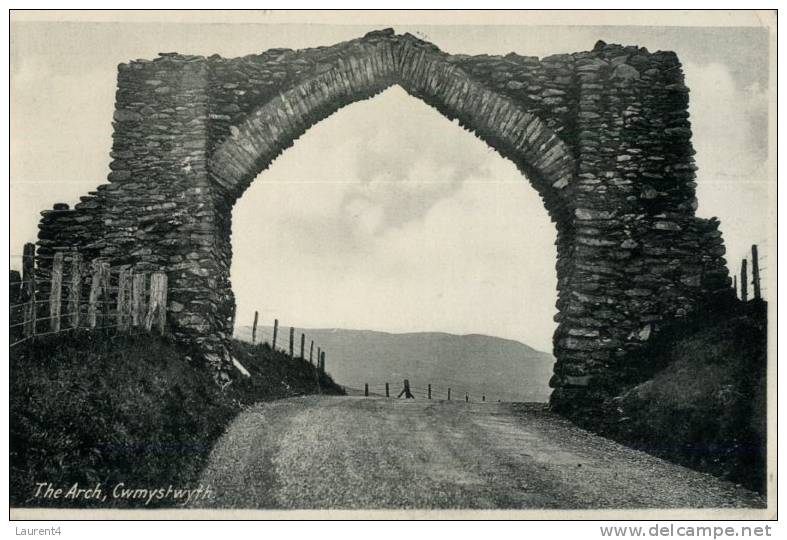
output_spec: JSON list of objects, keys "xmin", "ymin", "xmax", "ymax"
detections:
[{"xmin": 34, "ymin": 30, "xmax": 731, "ymax": 408}]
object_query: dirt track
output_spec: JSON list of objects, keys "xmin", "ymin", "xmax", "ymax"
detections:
[{"xmin": 196, "ymin": 396, "xmax": 765, "ymax": 509}]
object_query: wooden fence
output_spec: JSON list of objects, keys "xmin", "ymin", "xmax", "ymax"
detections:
[
  {"xmin": 735, "ymin": 243, "xmax": 768, "ymax": 302},
  {"xmin": 9, "ymin": 243, "xmax": 168, "ymax": 347},
  {"xmin": 361, "ymin": 379, "xmax": 498, "ymax": 403},
  {"xmin": 10, "ymin": 243, "xmax": 334, "ymax": 380},
  {"xmin": 246, "ymin": 310, "xmax": 328, "ymax": 374}
]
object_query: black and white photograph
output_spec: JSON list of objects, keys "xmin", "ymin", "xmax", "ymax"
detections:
[{"xmin": 7, "ymin": 9, "xmax": 777, "ymax": 522}]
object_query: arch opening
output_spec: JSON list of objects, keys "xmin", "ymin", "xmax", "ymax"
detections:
[
  {"xmin": 204, "ymin": 39, "xmax": 577, "ymax": 375},
  {"xmin": 229, "ymin": 86, "xmax": 559, "ymax": 401}
]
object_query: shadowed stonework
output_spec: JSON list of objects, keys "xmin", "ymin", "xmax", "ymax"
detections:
[{"xmin": 34, "ymin": 29, "xmax": 731, "ymax": 408}]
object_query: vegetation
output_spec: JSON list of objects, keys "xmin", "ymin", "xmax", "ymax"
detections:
[
  {"xmin": 10, "ymin": 331, "xmax": 343, "ymax": 508},
  {"xmin": 574, "ymin": 299, "xmax": 768, "ymax": 494}
]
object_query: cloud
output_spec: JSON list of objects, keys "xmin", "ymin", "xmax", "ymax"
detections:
[
  {"xmin": 231, "ymin": 87, "xmax": 559, "ymax": 349},
  {"xmin": 10, "ymin": 52, "xmax": 117, "ymax": 263},
  {"xmin": 343, "ymin": 94, "xmax": 492, "ymax": 233},
  {"xmin": 684, "ymin": 61, "xmax": 772, "ymax": 272},
  {"xmin": 236, "ymin": 87, "xmax": 495, "ymax": 250},
  {"xmin": 685, "ymin": 62, "xmax": 769, "ymax": 175}
]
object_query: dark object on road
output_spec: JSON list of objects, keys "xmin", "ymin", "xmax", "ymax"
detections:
[{"xmin": 397, "ymin": 379, "xmax": 415, "ymax": 399}]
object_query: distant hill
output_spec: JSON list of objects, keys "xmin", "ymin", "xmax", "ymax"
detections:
[{"xmin": 235, "ymin": 326, "xmax": 555, "ymax": 403}]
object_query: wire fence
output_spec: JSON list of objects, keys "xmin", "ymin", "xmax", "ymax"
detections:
[
  {"xmin": 13, "ymin": 239, "xmax": 765, "ymax": 391},
  {"xmin": 732, "ymin": 243, "xmax": 769, "ymax": 303},
  {"xmin": 11, "ymin": 243, "xmax": 333, "ymax": 385},
  {"xmin": 238, "ymin": 311, "xmax": 329, "ymax": 372},
  {"xmin": 236, "ymin": 309, "xmax": 539, "ymax": 403},
  {"xmin": 9, "ymin": 242, "xmax": 168, "ymax": 349},
  {"xmin": 359, "ymin": 379, "xmax": 520, "ymax": 403},
  {"xmin": 9, "ymin": 317, "xmax": 154, "ymax": 348}
]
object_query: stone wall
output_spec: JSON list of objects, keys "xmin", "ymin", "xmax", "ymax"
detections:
[{"xmin": 35, "ymin": 29, "xmax": 731, "ymax": 407}]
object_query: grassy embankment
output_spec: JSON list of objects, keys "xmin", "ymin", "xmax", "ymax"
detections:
[
  {"xmin": 571, "ymin": 299, "xmax": 768, "ymax": 494},
  {"xmin": 10, "ymin": 331, "xmax": 343, "ymax": 508}
]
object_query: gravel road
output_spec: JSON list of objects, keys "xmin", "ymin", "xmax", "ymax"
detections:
[{"xmin": 195, "ymin": 396, "xmax": 765, "ymax": 509}]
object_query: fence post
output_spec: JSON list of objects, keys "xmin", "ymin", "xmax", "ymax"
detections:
[
  {"xmin": 448, "ymin": 388, "xmax": 451, "ymax": 401},
  {"xmin": 289, "ymin": 327, "xmax": 295, "ymax": 359},
  {"xmin": 99, "ymin": 262, "xmax": 111, "ymax": 325},
  {"xmin": 88, "ymin": 259, "xmax": 109, "ymax": 329},
  {"xmin": 751, "ymin": 244, "xmax": 761, "ymax": 300},
  {"xmin": 49, "ymin": 252, "xmax": 64, "ymax": 333},
  {"xmin": 399, "ymin": 379, "xmax": 414, "ymax": 399},
  {"xmin": 22, "ymin": 242, "xmax": 37, "ymax": 337},
  {"xmin": 320, "ymin": 351, "xmax": 325, "ymax": 372},
  {"xmin": 10, "ymin": 270, "xmax": 22, "ymax": 327},
  {"xmin": 131, "ymin": 273, "xmax": 146, "ymax": 327},
  {"xmin": 252, "ymin": 310, "xmax": 259, "ymax": 344},
  {"xmin": 68, "ymin": 253, "xmax": 82, "ymax": 328},
  {"xmin": 272, "ymin": 319, "xmax": 279, "ymax": 349},
  {"xmin": 116, "ymin": 267, "xmax": 132, "ymax": 332},
  {"xmin": 741, "ymin": 259, "xmax": 749, "ymax": 302},
  {"xmin": 313, "ymin": 355, "xmax": 322, "ymax": 395},
  {"xmin": 144, "ymin": 271, "xmax": 168, "ymax": 334},
  {"xmin": 428, "ymin": 384, "xmax": 431, "ymax": 400},
  {"xmin": 733, "ymin": 274, "xmax": 738, "ymax": 299},
  {"xmin": 122, "ymin": 268, "xmax": 133, "ymax": 331},
  {"xmin": 385, "ymin": 382, "xmax": 390, "ymax": 398},
  {"xmin": 364, "ymin": 383, "xmax": 369, "ymax": 397},
  {"xmin": 10, "ymin": 270, "xmax": 21, "ymax": 306},
  {"xmin": 309, "ymin": 340, "xmax": 314, "ymax": 364},
  {"xmin": 317, "ymin": 346, "xmax": 321, "ymax": 368},
  {"xmin": 300, "ymin": 332, "xmax": 305, "ymax": 359}
]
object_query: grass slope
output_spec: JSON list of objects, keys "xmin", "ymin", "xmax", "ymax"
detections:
[
  {"xmin": 576, "ymin": 300, "xmax": 768, "ymax": 495},
  {"xmin": 10, "ymin": 331, "xmax": 343, "ymax": 508}
]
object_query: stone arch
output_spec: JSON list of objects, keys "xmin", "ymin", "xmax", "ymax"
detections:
[
  {"xmin": 205, "ymin": 36, "xmax": 579, "ymax": 392},
  {"xmin": 208, "ymin": 38, "xmax": 575, "ymax": 227},
  {"xmin": 34, "ymin": 30, "xmax": 733, "ymax": 410}
]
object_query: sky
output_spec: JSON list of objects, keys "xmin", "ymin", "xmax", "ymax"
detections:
[{"xmin": 10, "ymin": 17, "xmax": 773, "ymax": 351}]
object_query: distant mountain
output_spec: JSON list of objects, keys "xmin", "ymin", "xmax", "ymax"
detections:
[{"xmin": 234, "ymin": 326, "xmax": 555, "ymax": 403}]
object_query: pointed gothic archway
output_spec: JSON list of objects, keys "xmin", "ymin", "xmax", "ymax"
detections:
[
  {"xmin": 35, "ymin": 30, "xmax": 731, "ymax": 409},
  {"xmin": 205, "ymin": 34, "xmax": 578, "ymax": 387}
]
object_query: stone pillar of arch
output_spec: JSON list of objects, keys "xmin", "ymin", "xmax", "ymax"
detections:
[{"xmin": 36, "ymin": 30, "xmax": 731, "ymax": 406}]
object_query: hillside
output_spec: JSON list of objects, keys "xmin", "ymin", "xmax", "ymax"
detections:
[
  {"xmin": 570, "ymin": 300, "xmax": 768, "ymax": 494},
  {"xmin": 235, "ymin": 326, "xmax": 555, "ymax": 403},
  {"xmin": 10, "ymin": 331, "xmax": 343, "ymax": 508}
]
